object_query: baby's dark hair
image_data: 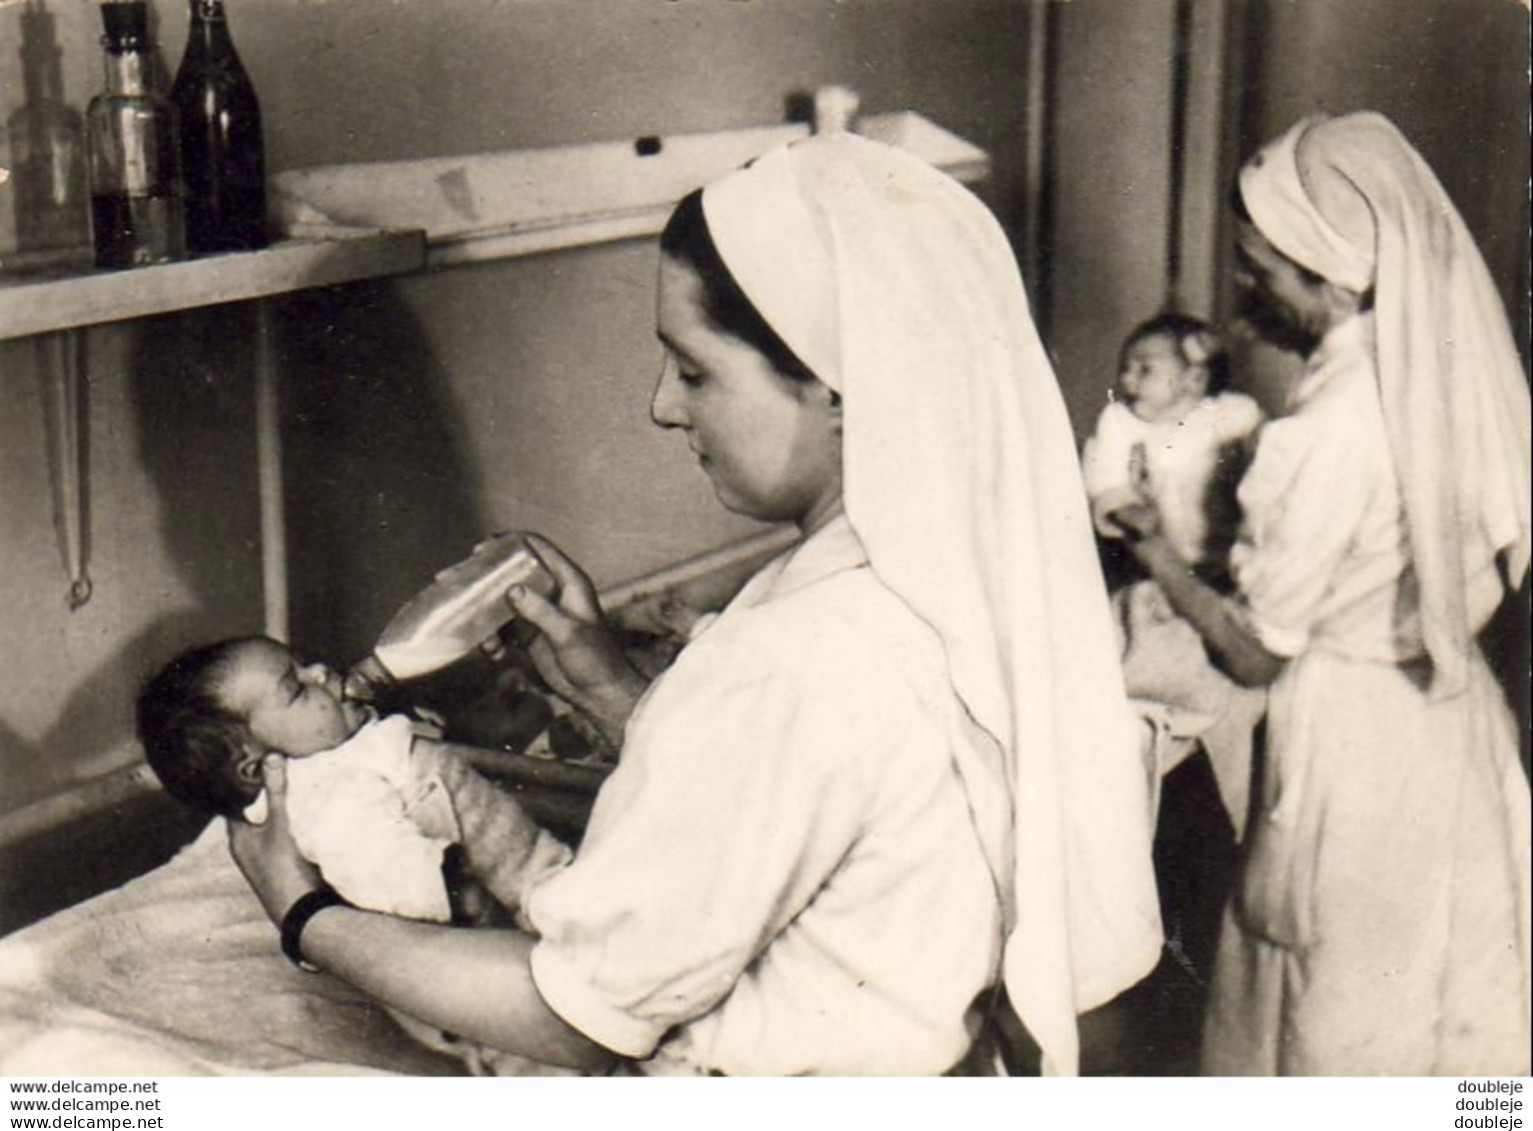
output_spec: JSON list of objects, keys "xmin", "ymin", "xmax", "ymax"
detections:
[
  {"xmin": 1123, "ymin": 311, "xmax": 1232, "ymax": 395},
  {"xmin": 137, "ymin": 637, "xmax": 265, "ymax": 818}
]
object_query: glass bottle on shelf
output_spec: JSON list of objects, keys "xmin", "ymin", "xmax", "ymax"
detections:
[
  {"xmin": 2, "ymin": 0, "xmax": 90, "ymax": 265},
  {"xmin": 85, "ymin": 1, "xmax": 186, "ymax": 270},
  {"xmin": 171, "ymin": 0, "xmax": 268, "ymax": 253}
]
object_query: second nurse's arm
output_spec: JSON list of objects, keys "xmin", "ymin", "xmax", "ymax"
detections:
[{"xmin": 1116, "ymin": 504, "xmax": 1285, "ymax": 688}]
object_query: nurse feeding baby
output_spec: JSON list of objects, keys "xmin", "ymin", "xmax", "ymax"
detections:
[{"xmin": 225, "ymin": 133, "xmax": 1162, "ymax": 1077}]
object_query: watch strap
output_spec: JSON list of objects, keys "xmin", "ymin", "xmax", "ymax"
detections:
[{"xmin": 280, "ymin": 887, "xmax": 348, "ymax": 972}]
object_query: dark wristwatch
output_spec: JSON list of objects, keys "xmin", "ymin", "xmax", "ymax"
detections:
[{"xmin": 279, "ymin": 887, "xmax": 348, "ymax": 972}]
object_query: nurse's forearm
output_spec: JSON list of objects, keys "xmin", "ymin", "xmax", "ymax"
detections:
[
  {"xmin": 299, "ymin": 907, "xmax": 615, "ymax": 1071},
  {"xmin": 1135, "ymin": 536, "xmax": 1285, "ymax": 688}
]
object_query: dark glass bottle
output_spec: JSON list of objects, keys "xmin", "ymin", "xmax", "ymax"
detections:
[
  {"xmin": 170, "ymin": 0, "xmax": 268, "ymax": 253},
  {"xmin": 85, "ymin": 2, "xmax": 186, "ymax": 270}
]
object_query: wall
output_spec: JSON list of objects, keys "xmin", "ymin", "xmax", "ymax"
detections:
[
  {"xmin": 0, "ymin": 314, "xmax": 265, "ymax": 813},
  {"xmin": 0, "ymin": 0, "xmax": 1037, "ymax": 824},
  {"xmin": 1043, "ymin": 0, "xmax": 1180, "ymax": 438}
]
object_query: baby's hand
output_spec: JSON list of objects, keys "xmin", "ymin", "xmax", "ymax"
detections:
[
  {"xmin": 442, "ymin": 844, "xmax": 515, "ymax": 928},
  {"xmin": 1128, "ymin": 441, "xmax": 1152, "ymax": 494},
  {"xmin": 411, "ymin": 705, "xmax": 447, "ymax": 737},
  {"xmin": 1132, "ymin": 580, "xmax": 1177, "ymax": 625},
  {"xmin": 1109, "ymin": 502, "xmax": 1162, "ymax": 542}
]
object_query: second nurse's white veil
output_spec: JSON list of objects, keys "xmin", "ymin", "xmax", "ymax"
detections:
[
  {"xmin": 1239, "ymin": 112, "xmax": 1532, "ymax": 700},
  {"xmin": 702, "ymin": 134, "xmax": 1162, "ymax": 1075}
]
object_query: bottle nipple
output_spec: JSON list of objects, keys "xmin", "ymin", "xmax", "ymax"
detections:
[{"xmin": 343, "ymin": 653, "xmax": 393, "ymax": 703}]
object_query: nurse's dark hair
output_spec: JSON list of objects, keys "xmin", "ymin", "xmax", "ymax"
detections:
[
  {"xmin": 659, "ymin": 189, "xmax": 819, "ymax": 386},
  {"xmin": 137, "ymin": 636, "xmax": 265, "ymax": 818}
]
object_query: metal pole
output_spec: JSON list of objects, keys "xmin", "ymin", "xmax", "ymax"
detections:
[{"xmin": 254, "ymin": 300, "xmax": 288, "ymax": 641}]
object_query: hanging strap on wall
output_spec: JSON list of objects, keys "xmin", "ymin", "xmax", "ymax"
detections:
[{"xmin": 39, "ymin": 328, "xmax": 92, "ymax": 611}]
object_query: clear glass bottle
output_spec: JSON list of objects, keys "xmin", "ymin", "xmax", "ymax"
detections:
[
  {"xmin": 86, "ymin": 1, "xmax": 186, "ymax": 270},
  {"xmin": 2, "ymin": 0, "xmax": 90, "ymax": 262},
  {"xmin": 171, "ymin": 0, "xmax": 268, "ymax": 254},
  {"xmin": 345, "ymin": 535, "xmax": 560, "ymax": 700}
]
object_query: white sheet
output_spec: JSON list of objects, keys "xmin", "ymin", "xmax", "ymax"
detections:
[{"xmin": 0, "ymin": 820, "xmax": 467, "ymax": 1076}]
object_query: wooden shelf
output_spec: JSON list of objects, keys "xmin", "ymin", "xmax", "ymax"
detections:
[
  {"xmin": 271, "ymin": 111, "xmax": 992, "ymax": 269},
  {"xmin": 0, "ymin": 226, "xmax": 426, "ymax": 342},
  {"xmin": 1, "ymin": 111, "xmax": 987, "ymax": 341}
]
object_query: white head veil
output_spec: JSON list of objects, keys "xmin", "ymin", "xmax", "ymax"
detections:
[
  {"xmin": 1240, "ymin": 112, "xmax": 1532, "ymax": 696},
  {"xmin": 701, "ymin": 134, "xmax": 1162, "ymax": 1075}
]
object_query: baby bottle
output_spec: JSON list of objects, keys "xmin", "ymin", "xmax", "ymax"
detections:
[{"xmin": 345, "ymin": 533, "xmax": 558, "ymax": 701}]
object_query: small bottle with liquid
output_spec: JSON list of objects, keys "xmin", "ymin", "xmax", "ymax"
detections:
[
  {"xmin": 86, "ymin": 1, "xmax": 186, "ymax": 270},
  {"xmin": 345, "ymin": 534, "xmax": 560, "ymax": 701}
]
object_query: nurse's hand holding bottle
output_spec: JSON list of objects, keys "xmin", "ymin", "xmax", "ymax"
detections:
[{"xmin": 503, "ymin": 533, "xmax": 649, "ymax": 751}]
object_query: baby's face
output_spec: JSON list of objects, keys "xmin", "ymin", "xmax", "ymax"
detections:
[
  {"xmin": 220, "ymin": 638, "xmax": 370, "ymax": 758},
  {"xmin": 1119, "ymin": 334, "xmax": 1198, "ymax": 422}
]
